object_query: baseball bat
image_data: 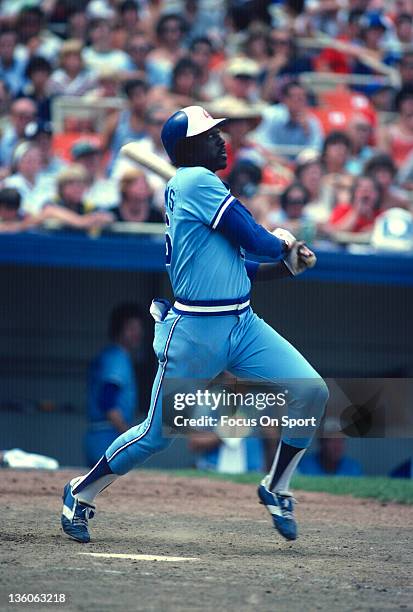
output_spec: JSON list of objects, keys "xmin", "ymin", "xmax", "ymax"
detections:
[{"xmin": 120, "ymin": 142, "xmax": 176, "ymax": 181}]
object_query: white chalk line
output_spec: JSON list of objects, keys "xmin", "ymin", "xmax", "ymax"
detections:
[{"xmin": 78, "ymin": 552, "xmax": 200, "ymax": 562}]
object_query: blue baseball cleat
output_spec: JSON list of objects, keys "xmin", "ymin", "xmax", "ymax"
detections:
[
  {"xmin": 258, "ymin": 481, "xmax": 297, "ymax": 541},
  {"xmin": 61, "ymin": 480, "xmax": 95, "ymax": 543}
]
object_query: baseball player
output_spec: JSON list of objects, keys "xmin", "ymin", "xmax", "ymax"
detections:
[{"xmin": 61, "ymin": 106, "xmax": 329, "ymax": 543}]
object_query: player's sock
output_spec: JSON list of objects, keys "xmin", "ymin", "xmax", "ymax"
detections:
[
  {"xmin": 71, "ymin": 455, "xmax": 119, "ymax": 505},
  {"xmin": 267, "ymin": 441, "xmax": 306, "ymax": 493}
]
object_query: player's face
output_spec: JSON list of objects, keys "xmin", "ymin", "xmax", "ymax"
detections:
[{"xmin": 200, "ymin": 127, "xmax": 227, "ymax": 171}]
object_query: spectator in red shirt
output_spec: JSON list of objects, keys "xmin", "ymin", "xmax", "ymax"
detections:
[{"xmin": 328, "ymin": 175, "xmax": 382, "ymax": 234}]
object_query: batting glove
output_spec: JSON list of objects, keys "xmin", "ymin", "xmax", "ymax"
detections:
[{"xmin": 283, "ymin": 241, "xmax": 317, "ymax": 276}]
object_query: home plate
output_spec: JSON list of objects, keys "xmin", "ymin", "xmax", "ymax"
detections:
[{"xmin": 79, "ymin": 552, "xmax": 200, "ymax": 562}]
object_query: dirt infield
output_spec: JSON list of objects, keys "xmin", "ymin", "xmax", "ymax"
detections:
[{"xmin": 1, "ymin": 469, "xmax": 412, "ymax": 612}]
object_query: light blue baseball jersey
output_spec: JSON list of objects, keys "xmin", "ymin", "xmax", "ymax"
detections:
[{"xmin": 164, "ymin": 166, "xmax": 250, "ymax": 302}]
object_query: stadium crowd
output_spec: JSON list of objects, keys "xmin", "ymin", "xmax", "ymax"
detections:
[{"xmin": 0, "ymin": 0, "xmax": 412, "ymax": 248}]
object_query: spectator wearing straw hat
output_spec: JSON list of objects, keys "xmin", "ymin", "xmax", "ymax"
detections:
[
  {"xmin": 223, "ymin": 56, "xmax": 262, "ymax": 103},
  {"xmin": 208, "ymin": 95, "xmax": 266, "ymax": 179}
]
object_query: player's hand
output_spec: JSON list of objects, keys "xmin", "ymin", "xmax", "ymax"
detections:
[
  {"xmin": 283, "ymin": 241, "xmax": 317, "ymax": 276},
  {"xmin": 272, "ymin": 227, "xmax": 296, "ymax": 250}
]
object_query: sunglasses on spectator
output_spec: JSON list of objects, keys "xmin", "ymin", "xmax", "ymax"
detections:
[
  {"xmin": 234, "ymin": 74, "xmax": 256, "ymax": 81},
  {"xmin": 13, "ymin": 112, "xmax": 35, "ymax": 119},
  {"xmin": 161, "ymin": 25, "xmax": 181, "ymax": 34},
  {"xmin": 286, "ymin": 198, "xmax": 306, "ymax": 205},
  {"xmin": 130, "ymin": 45, "xmax": 150, "ymax": 53}
]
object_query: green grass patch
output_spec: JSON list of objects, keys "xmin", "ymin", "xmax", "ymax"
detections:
[{"xmin": 167, "ymin": 470, "xmax": 413, "ymax": 504}]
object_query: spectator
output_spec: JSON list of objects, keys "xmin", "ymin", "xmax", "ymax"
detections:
[
  {"xmin": 17, "ymin": 56, "xmax": 53, "ymax": 122},
  {"xmin": 189, "ymin": 36, "xmax": 221, "ymax": 100},
  {"xmin": 103, "ymin": 78, "xmax": 149, "ymax": 172},
  {"xmin": 51, "ymin": 164, "xmax": 93, "ymax": 215},
  {"xmin": 124, "ymin": 33, "xmax": 161, "ymax": 84},
  {"xmin": 299, "ymin": 436, "xmax": 363, "ymax": 476},
  {"xmin": 84, "ymin": 65, "xmax": 121, "ymax": 101},
  {"xmin": 321, "ymin": 131, "xmax": 353, "ymax": 208},
  {"xmin": 322, "ymin": 130, "xmax": 352, "ymax": 176},
  {"xmin": 0, "ymin": 26, "xmax": 27, "ymax": 97},
  {"xmin": 209, "ymin": 96, "xmax": 265, "ymax": 179},
  {"xmin": 67, "ymin": 4, "xmax": 89, "ymax": 42},
  {"xmin": 327, "ymin": 175, "xmax": 382, "ymax": 233},
  {"xmin": 295, "ymin": 151, "xmax": 322, "ymax": 200},
  {"xmin": 48, "ymin": 39, "xmax": 97, "ymax": 97},
  {"xmin": 227, "ymin": 159, "xmax": 262, "ymax": 201},
  {"xmin": 24, "ymin": 120, "xmax": 65, "ymax": 202},
  {"xmin": 379, "ymin": 84, "xmax": 413, "ymax": 166},
  {"xmin": 3, "ymin": 141, "xmax": 49, "ymax": 214},
  {"xmin": 266, "ymin": 181, "xmax": 311, "ymax": 236},
  {"xmin": 71, "ymin": 140, "xmax": 118, "ymax": 209},
  {"xmin": 85, "ymin": 302, "xmax": 144, "ymax": 466},
  {"xmin": 42, "ymin": 164, "xmax": 113, "ymax": 231},
  {"xmin": 0, "ymin": 80, "xmax": 11, "ymax": 135},
  {"xmin": 364, "ymin": 153, "xmax": 411, "ymax": 209},
  {"xmin": 385, "ymin": 13, "xmax": 413, "ymax": 56},
  {"xmin": 116, "ymin": 0, "xmax": 141, "ymax": 45},
  {"xmin": 253, "ymin": 81, "xmax": 323, "ymax": 158},
  {"xmin": 0, "ymin": 97, "xmax": 36, "ymax": 168},
  {"xmin": 149, "ymin": 57, "xmax": 202, "ymax": 108},
  {"xmin": 0, "ymin": 186, "xmax": 30, "ymax": 232},
  {"xmin": 109, "ymin": 168, "xmax": 163, "ymax": 223},
  {"xmin": 146, "ymin": 13, "xmax": 187, "ymax": 87},
  {"xmin": 15, "ymin": 5, "xmax": 62, "ymax": 65},
  {"xmin": 346, "ymin": 114, "xmax": 375, "ymax": 175},
  {"xmin": 261, "ymin": 31, "xmax": 313, "ymax": 103},
  {"xmin": 82, "ymin": 18, "xmax": 130, "ymax": 74},
  {"xmin": 398, "ymin": 51, "xmax": 413, "ymax": 89},
  {"xmin": 222, "ymin": 56, "xmax": 261, "ymax": 103},
  {"xmin": 397, "ymin": 147, "xmax": 413, "ymax": 191},
  {"xmin": 243, "ymin": 24, "xmax": 272, "ymax": 71}
]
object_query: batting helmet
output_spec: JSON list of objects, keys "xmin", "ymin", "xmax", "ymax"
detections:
[{"xmin": 161, "ymin": 105, "xmax": 226, "ymax": 164}]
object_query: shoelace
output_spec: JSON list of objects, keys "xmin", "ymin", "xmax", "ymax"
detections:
[
  {"xmin": 278, "ymin": 495, "xmax": 297, "ymax": 520},
  {"xmin": 73, "ymin": 505, "xmax": 94, "ymax": 526}
]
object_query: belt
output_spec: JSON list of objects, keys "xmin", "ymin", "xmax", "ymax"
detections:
[{"xmin": 172, "ymin": 295, "xmax": 250, "ymax": 316}]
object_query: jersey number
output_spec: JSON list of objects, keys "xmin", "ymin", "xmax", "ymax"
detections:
[
  {"xmin": 166, "ymin": 233, "xmax": 172, "ymax": 265},
  {"xmin": 165, "ymin": 188, "xmax": 175, "ymax": 266}
]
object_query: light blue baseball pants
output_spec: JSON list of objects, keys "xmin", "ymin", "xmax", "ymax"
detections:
[{"xmin": 105, "ymin": 308, "xmax": 329, "ymax": 475}]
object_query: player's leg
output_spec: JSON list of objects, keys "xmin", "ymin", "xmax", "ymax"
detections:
[
  {"xmin": 228, "ymin": 310, "xmax": 329, "ymax": 540},
  {"xmin": 61, "ymin": 312, "xmax": 231, "ymax": 542}
]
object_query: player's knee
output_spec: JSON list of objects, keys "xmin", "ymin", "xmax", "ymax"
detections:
[
  {"xmin": 299, "ymin": 378, "xmax": 329, "ymax": 420},
  {"xmin": 315, "ymin": 378, "xmax": 329, "ymax": 407}
]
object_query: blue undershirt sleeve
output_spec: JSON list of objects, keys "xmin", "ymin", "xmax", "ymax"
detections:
[
  {"xmin": 217, "ymin": 199, "xmax": 286, "ymax": 260},
  {"xmin": 244, "ymin": 259, "xmax": 259, "ymax": 282}
]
